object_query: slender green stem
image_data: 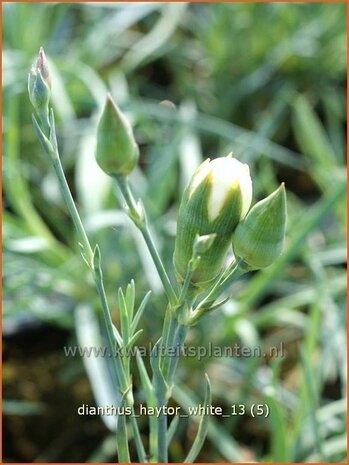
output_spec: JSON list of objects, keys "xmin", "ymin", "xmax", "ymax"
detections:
[
  {"xmin": 51, "ymin": 157, "xmax": 94, "ymax": 267},
  {"xmin": 160, "ymin": 307, "xmax": 178, "ymax": 373},
  {"xmin": 114, "ymin": 175, "xmax": 178, "ymax": 306},
  {"xmin": 141, "ymin": 227, "xmax": 178, "ymax": 306},
  {"xmin": 94, "ymin": 272, "xmax": 127, "ymax": 387},
  {"xmin": 116, "ymin": 413, "xmax": 131, "ymax": 463},
  {"xmin": 179, "ymin": 260, "xmax": 195, "ymax": 303},
  {"xmin": 136, "ymin": 351, "xmax": 158, "ymax": 461},
  {"xmin": 161, "ymin": 314, "xmax": 179, "ymax": 382},
  {"xmin": 155, "ymin": 305, "xmax": 188, "ymax": 462},
  {"xmin": 130, "ymin": 408, "xmax": 147, "ymax": 462},
  {"xmin": 167, "ymin": 323, "xmax": 188, "ymax": 387},
  {"xmin": 157, "ymin": 392, "xmax": 168, "ymax": 463}
]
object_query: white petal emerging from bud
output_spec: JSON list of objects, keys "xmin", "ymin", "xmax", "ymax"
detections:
[{"xmin": 207, "ymin": 158, "xmax": 252, "ymax": 221}]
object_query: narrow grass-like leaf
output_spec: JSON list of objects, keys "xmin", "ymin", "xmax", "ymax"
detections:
[
  {"xmin": 75, "ymin": 304, "xmax": 121, "ymax": 432},
  {"xmin": 292, "ymin": 94, "xmax": 338, "ymax": 170},
  {"xmin": 130, "ymin": 290, "xmax": 152, "ymax": 336},
  {"xmin": 265, "ymin": 385, "xmax": 290, "ymax": 462},
  {"xmin": 117, "ymin": 287, "xmax": 130, "ymax": 346},
  {"xmin": 173, "ymin": 384, "xmax": 244, "ymax": 462},
  {"xmin": 125, "ymin": 279, "xmax": 135, "ymax": 321},
  {"xmin": 126, "ymin": 329, "xmax": 143, "ymax": 349},
  {"xmin": 184, "ymin": 374, "xmax": 211, "ymax": 463},
  {"xmin": 300, "ymin": 349, "xmax": 326, "ymax": 461}
]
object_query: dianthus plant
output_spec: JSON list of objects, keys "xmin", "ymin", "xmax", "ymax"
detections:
[{"xmin": 28, "ymin": 48, "xmax": 286, "ymax": 463}]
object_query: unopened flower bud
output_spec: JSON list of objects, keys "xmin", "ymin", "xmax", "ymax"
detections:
[
  {"xmin": 232, "ymin": 184, "xmax": 286, "ymax": 269},
  {"xmin": 28, "ymin": 47, "xmax": 51, "ymax": 114},
  {"xmin": 36, "ymin": 47, "xmax": 51, "ymax": 89},
  {"xmin": 174, "ymin": 154, "xmax": 252, "ymax": 285},
  {"xmin": 96, "ymin": 94, "xmax": 139, "ymax": 177}
]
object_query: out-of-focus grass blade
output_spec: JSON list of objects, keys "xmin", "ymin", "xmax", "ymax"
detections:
[
  {"xmin": 75, "ymin": 126, "xmax": 111, "ymax": 215},
  {"xmin": 322, "ymin": 90, "xmax": 346, "ymax": 159},
  {"xmin": 87, "ymin": 434, "xmax": 117, "ymax": 462},
  {"xmin": 130, "ymin": 226, "xmax": 163, "ymax": 294},
  {"xmin": 305, "ymin": 434, "xmax": 346, "ymax": 462},
  {"xmin": 293, "ymin": 94, "xmax": 338, "ymax": 166},
  {"xmin": 133, "ymin": 100, "xmax": 306, "ymax": 171},
  {"xmin": 251, "ymin": 274, "xmax": 345, "ymax": 328},
  {"xmin": 265, "ymin": 384, "xmax": 290, "ymax": 462},
  {"xmin": 292, "ymin": 94, "xmax": 340, "ymax": 191},
  {"xmin": 5, "ymin": 98, "xmax": 57, "ymax": 244},
  {"xmin": 178, "ymin": 100, "xmax": 203, "ymax": 192},
  {"xmin": 122, "ymin": 3, "xmax": 187, "ymax": 72},
  {"xmin": 49, "ymin": 58, "xmax": 76, "ymax": 121},
  {"xmin": 3, "ymin": 399, "xmax": 45, "ymax": 415},
  {"xmin": 144, "ymin": 118, "xmax": 181, "ymax": 217},
  {"xmin": 68, "ymin": 60, "xmax": 107, "ymax": 105},
  {"xmin": 299, "ymin": 350, "xmax": 326, "ymax": 462},
  {"xmin": 80, "ymin": 3, "xmax": 162, "ymax": 66},
  {"xmin": 75, "ymin": 304, "xmax": 121, "ymax": 432},
  {"xmin": 5, "ymin": 236, "xmax": 51, "ymax": 253}
]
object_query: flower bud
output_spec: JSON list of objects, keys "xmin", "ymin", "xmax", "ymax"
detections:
[
  {"xmin": 174, "ymin": 155, "xmax": 252, "ymax": 285},
  {"xmin": 28, "ymin": 47, "xmax": 51, "ymax": 113},
  {"xmin": 232, "ymin": 183, "xmax": 286, "ymax": 269},
  {"xmin": 96, "ymin": 94, "xmax": 139, "ymax": 177}
]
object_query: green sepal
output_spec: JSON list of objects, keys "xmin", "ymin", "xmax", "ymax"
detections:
[{"xmin": 174, "ymin": 171, "xmax": 243, "ymax": 286}]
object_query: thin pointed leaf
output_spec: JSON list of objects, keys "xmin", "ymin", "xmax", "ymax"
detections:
[
  {"xmin": 265, "ymin": 385, "xmax": 290, "ymax": 462},
  {"xmin": 173, "ymin": 383, "xmax": 244, "ymax": 462},
  {"xmin": 150, "ymin": 338, "xmax": 168, "ymax": 399},
  {"xmin": 131, "ymin": 290, "xmax": 152, "ymax": 336},
  {"xmin": 136, "ymin": 350, "xmax": 154, "ymax": 399},
  {"xmin": 93, "ymin": 244, "xmax": 102, "ymax": 271},
  {"xmin": 75, "ymin": 305, "xmax": 121, "ymax": 432},
  {"xmin": 184, "ymin": 374, "xmax": 211, "ymax": 463},
  {"xmin": 126, "ymin": 329, "xmax": 143, "ymax": 349},
  {"xmin": 32, "ymin": 113, "xmax": 53, "ymax": 156},
  {"xmin": 125, "ymin": 279, "xmax": 135, "ymax": 321},
  {"xmin": 118, "ymin": 287, "xmax": 130, "ymax": 345},
  {"xmin": 78, "ymin": 241, "xmax": 90, "ymax": 267},
  {"xmin": 112, "ymin": 324, "xmax": 123, "ymax": 348}
]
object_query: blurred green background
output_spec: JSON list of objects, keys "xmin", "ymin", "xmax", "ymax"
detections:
[{"xmin": 3, "ymin": 2, "xmax": 347, "ymax": 462}]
